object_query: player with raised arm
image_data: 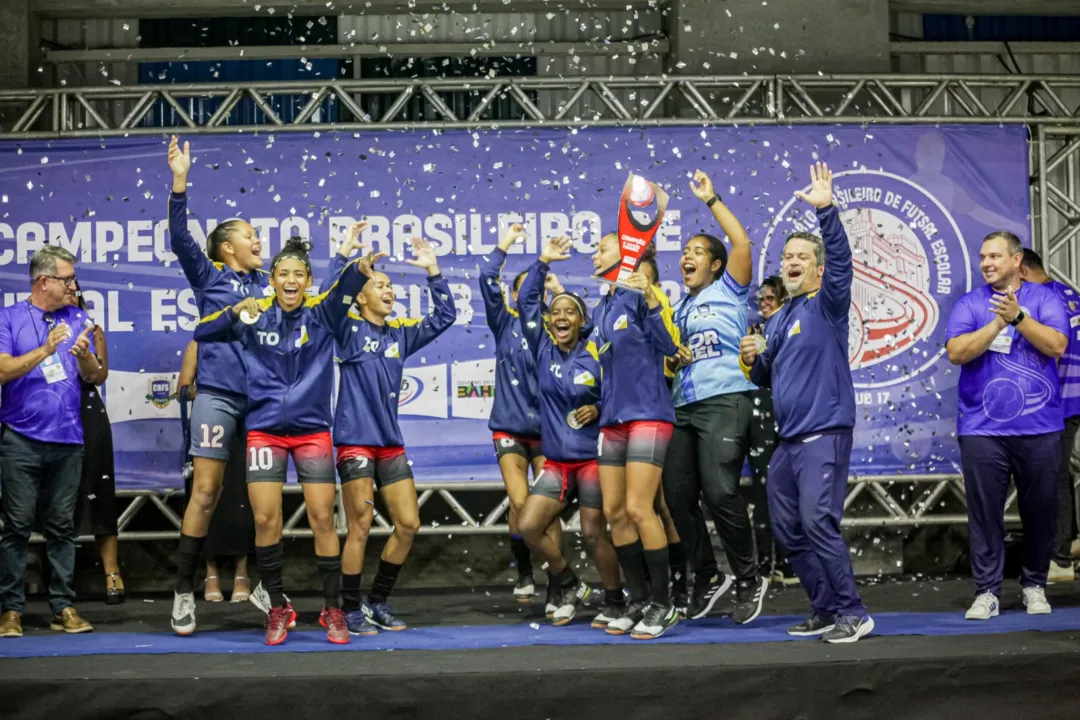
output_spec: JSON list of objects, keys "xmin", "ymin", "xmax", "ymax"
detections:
[
  {"xmin": 514, "ymin": 236, "xmax": 625, "ymax": 628},
  {"xmin": 331, "ymin": 236, "xmax": 457, "ymax": 634},
  {"xmin": 167, "ymin": 136, "xmax": 271, "ymax": 636}
]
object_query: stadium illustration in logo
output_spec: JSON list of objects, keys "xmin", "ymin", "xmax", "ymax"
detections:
[{"xmin": 761, "ymin": 169, "xmax": 971, "ymax": 390}]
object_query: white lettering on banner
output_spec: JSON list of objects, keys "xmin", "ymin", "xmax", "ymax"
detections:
[
  {"xmin": 3, "ymin": 211, "xmax": 691, "ymax": 267},
  {"xmin": 151, "ymin": 289, "xmax": 199, "ymax": 332}
]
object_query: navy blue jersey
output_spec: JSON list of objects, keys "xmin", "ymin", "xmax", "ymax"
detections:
[
  {"xmin": 169, "ymin": 192, "xmax": 269, "ymax": 397},
  {"xmin": 478, "ymin": 248, "xmax": 541, "ymax": 438},
  {"xmin": 194, "ymin": 260, "xmax": 366, "ymax": 434},
  {"xmin": 591, "ymin": 287, "xmax": 679, "ymax": 427},
  {"xmin": 519, "ymin": 261, "xmax": 602, "ymax": 462},
  {"xmin": 744, "ymin": 205, "xmax": 856, "ymax": 440}
]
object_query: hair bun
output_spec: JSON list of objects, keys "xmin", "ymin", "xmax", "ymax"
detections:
[{"xmin": 283, "ymin": 236, "xmax": 312, "ymax": 255}]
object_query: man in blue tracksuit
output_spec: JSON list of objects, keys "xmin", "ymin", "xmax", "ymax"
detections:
[{"xmin": 739, "ymin": 162, "xmax": 872, "ymax": 644}]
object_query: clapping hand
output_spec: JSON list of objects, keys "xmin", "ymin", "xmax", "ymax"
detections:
[{"xmin": 989, "ymin": 287, "xmax": 1021, "ymax": 327}]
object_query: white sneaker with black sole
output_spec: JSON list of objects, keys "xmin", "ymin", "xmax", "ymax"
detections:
[
  {"xmin": 171, "ymin": 592, "xmax": 197, "ymax": 636},
  {"xmin": 822, "ymin": 615, "xmax": 874, "ymax": 644},
  {"xmin": 1023, "ymin": 586, "xmax": 1051, "ymax": 615},
  {"xmin": 964, "ymin": 592, "xmax": 999, "ymax": 620}
]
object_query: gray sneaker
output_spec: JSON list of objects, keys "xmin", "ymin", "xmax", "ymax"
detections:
[
  {"xmin": 171, "ymin": 592, "xmax": 197, "ymax": 636},
  {"xmin": 822, "ymin": 615, "xmax": 875, "ymax": 644}
]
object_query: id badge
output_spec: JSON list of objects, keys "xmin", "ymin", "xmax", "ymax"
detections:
[
  {"xmin": 41, "ymin": 353, "xmax": 68, "ymax": 384},
  {"xmin": 989, "ymin": 327, "xmax": 1013, "ymax": 354}
]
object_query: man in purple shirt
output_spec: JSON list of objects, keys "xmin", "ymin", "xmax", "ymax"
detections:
[
  {"xmin": 0, "ymin": 246, "xmax": 105, "ymax": 638},
  {"xmin": 1020, "ymin": 249, "xmax": 1080, "ymax": 582},
  {"xmin": 946, "ymin": 232, "xmax": 1069, "ymax": 621}
]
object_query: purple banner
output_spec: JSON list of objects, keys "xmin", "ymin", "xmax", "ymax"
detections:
[{"xmin": 0, "ymin": 126, "xmax": 1030, "ymax": 488}]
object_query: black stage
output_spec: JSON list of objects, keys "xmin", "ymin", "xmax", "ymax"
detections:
[{"xmin": 4, "ymin": 577, "xmax": 1080, "ymax": 720}]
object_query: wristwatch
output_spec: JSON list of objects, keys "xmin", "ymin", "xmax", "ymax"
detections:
[
  {"xmin": 1009, "ymin": 309, "xmax": 1025, "ymax": 327},
  {"xmin": 706, "ymin": 195, "xmax": 722, "ymax": 207}
]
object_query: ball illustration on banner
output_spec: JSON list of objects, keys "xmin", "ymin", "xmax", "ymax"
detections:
[{"xmin": 981, "ymin": 378, "xmax": 1025, "ymax": 422}]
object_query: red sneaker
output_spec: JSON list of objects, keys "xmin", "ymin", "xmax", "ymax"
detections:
[
  {"xmin": 284, "ymin": 602, "xmax": 297, "ymax": 630},
  {"xmin": 265, "ymin": 606, "xmax": 290, "ymax": 646},
  {"xmin": 321, "ymin": 607, "xmax": 350, "ymax": 645}
]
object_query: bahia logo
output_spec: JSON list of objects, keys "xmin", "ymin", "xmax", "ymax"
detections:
[
  {"xmin": 762, "ymin": 168, "xmax": 971, "ymax": 390},
  {"xmin": 399, "ymin": 374, "xmax": 422, "ymax": 407},
  {"xmin": 145, "ymin": 378, "xmax": 174, "ymax": 409}
]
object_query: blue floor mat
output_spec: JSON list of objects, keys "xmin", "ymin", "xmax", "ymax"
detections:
[{"xmin": 4, "ymin": 608, "xmax": 1080, "ymax": 659}]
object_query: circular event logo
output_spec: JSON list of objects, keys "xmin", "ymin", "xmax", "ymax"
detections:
[
  {"xmin": 399, "ymin": 374, "xmax": 422, "ymax": 406},
  {"xmin": 760, "ymin": 169, "xmax": 971, "ymax": 390}
]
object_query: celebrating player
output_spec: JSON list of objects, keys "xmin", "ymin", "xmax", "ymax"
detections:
[
  {"xmin": 167, "ymin": 136, "xmax": 271, "ymax": 636},
  {"xmin": 590, "ymin": 233, "xmax": 689, "ymax": 640},
  {"xmin": 195, "ymin": 236, "xmax": 375, "ymax": 646},
  {"xmin": 331, "ymin": 236, "xmax": 457, "ymax": 634},
  {"xmin": 664, "ymin": 170, "xmax": 766, "ymax": 624},
  {"xmin": 514, "ymin": 236, "xmax": 624, "ymax": 628},
  {"xmin": 478, "ymin": 225, "xmax": 563, "ymax": 612}
]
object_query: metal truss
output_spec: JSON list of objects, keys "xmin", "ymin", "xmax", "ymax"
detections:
[
  {"xmin": 5, "ymin": 75, "xmax": 1080, "ymax": 139},
  {"xmin": 5, "ymin": 472, "xmax": 1054, "ymax": 545},
  {"xmin": 1036, "ymin": 125, "xmax": 1080, "ymax": 292}
]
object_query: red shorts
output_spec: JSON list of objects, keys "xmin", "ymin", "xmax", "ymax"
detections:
[
  {"xmin": 599, "ymin": 421, "xmax": 674, "ymax": 469},
  {"xmin": 336, "ymin": 445, "xmax": 412, "ymax": 488},
  {"xmin": 531, "ymin": 459, "xmax": 602, "ymax": 509},
  {"xmin": 246, "ymin": 430, "xmax": 335, "ymax": 484},
  {"xmin": 493, "ymin": 432, "xmax": 543, "ymax": 462}
]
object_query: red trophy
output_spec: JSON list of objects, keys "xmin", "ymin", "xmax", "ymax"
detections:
[{"xmin": 595, "ymin": 172, "xmax": 670, "ymax": 292}]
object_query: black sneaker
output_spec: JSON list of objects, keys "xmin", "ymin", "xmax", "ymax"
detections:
[
  {"xmin": 552, "ymin": 580, "xmax": 591, "ymax": 626},
  {"xmin": 605, "ymin": 600, "xmax": 647, "ymax": 635},
  {"xmin": 787, "ymin": 613, "xmax": 837, "ymax": 637},
  {"xmin": 688, "ymin": 573, "xmax": 732, "ymax": 620},
  {"xmin": 822, "ymin": 614, "xmax": 874, "ymax": 644},
  {"xmin": 732, "ymin": 575, "xmax": 768, "ymax": 625},
  {"xmin": 630, "ymin": 602, "xmax": 680, "ymax": 640},
  {"xmin": 591, "ymin": 603, "xmax": 625, "ymax": 629}
]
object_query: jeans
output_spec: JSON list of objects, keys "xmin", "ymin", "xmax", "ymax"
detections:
[{"xmin": 0, "ymin": 427, "xmax": 83, "ymax": 614}]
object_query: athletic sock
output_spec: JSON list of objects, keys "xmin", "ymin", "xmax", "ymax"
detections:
[
  {"xmin": 510, "ymin": 534, "xmax": 533, "ymax": 577},
  {"xmin": 254, "ymin": 542, "xmax": 287, "ymax": 608},
  {"xmin": 644, "ymin": 548, "xmax": 671, "ymax": 605},
  {"xmin": 315, "ymin": 555, "xmax": 342, "ymax": 609},
  {"xmin": 342, "ymin": 573, "xmax": 363, "ymax": 613},
  {"xmin": 552, "ymin": 565, "xmax": 577, "ymax": 589},
  {"xmin": 668, "ymin": 541, "xmax": 688, "ymax": 593},
  {"xmin": 368, "ymin": 559, "xmax": 403, "ymax": 604},
  {"xmin": 174, "ymin": 533, "xmax": 206, "ymax": 595},
  {"xmin": 614, "ymin": 540, "xmax": 649, "ymax": 603},
  {"xmin": 604, "ymin": 588, "xmax": 626, "ymax": 607}
]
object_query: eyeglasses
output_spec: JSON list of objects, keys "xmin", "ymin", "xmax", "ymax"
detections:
[{"xmin": 43, "ymin": 274, "xmax": 78, "ymax": 288}]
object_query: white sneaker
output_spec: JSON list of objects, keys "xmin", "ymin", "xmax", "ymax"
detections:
[
  {"xmin": 171, "ymin": 592, "xmax": 197, "ymax": 636},
  {"xmin": 552, "ymin": 581, "xmax": 591, "ymax": 626},
  {"xmin": 964, "ymin": 592, "xmax": 999, "ymax": 620},
  {"xmin": 1023, "ymin": 586, "xmax": 1052, "ymax": 615},
  {"xmin": 1048, "ymin": 561, "xmax": 1075, "ymax": 584}
]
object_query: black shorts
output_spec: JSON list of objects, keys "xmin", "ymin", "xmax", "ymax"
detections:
[
  {"xmin": 493, "ymin": 432, "xmax": 543, "ymax": 462},
  {"xmin": 336, "ymin": 445, "xmax": 413, "ymax": 489},
  {"xmin": 598, "ymin": 421, "xmax": 674, "ymax": 469},
  {"xmin": 531, "ymin": 459, "xmax": 602, "ymax": 509}
]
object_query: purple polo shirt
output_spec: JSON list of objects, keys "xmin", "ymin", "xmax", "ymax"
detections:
[
  {"xmin": 1047, "ymin": 280, "xmax": 1080, "ymax": 420},
  {"xmin": 946, "ymin": 282, "xmax": 1070, "ymax": 437},
  {"xmin": 0, "ymin": 301, "xmax": 91, "ymax": 445}
]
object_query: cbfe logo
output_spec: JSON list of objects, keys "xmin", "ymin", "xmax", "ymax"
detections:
[
  {"xmin": 761, "ymin": 169, "xmax": 971, "ymax": 390},
  {"xmin": 145, "ymin": 378, "xmax": 174, "ymax": 409}
]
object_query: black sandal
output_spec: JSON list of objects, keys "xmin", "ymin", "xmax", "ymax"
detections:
[{"xmin": 105, "ymin": 572, "xmax": 125, "ymax": 605}]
